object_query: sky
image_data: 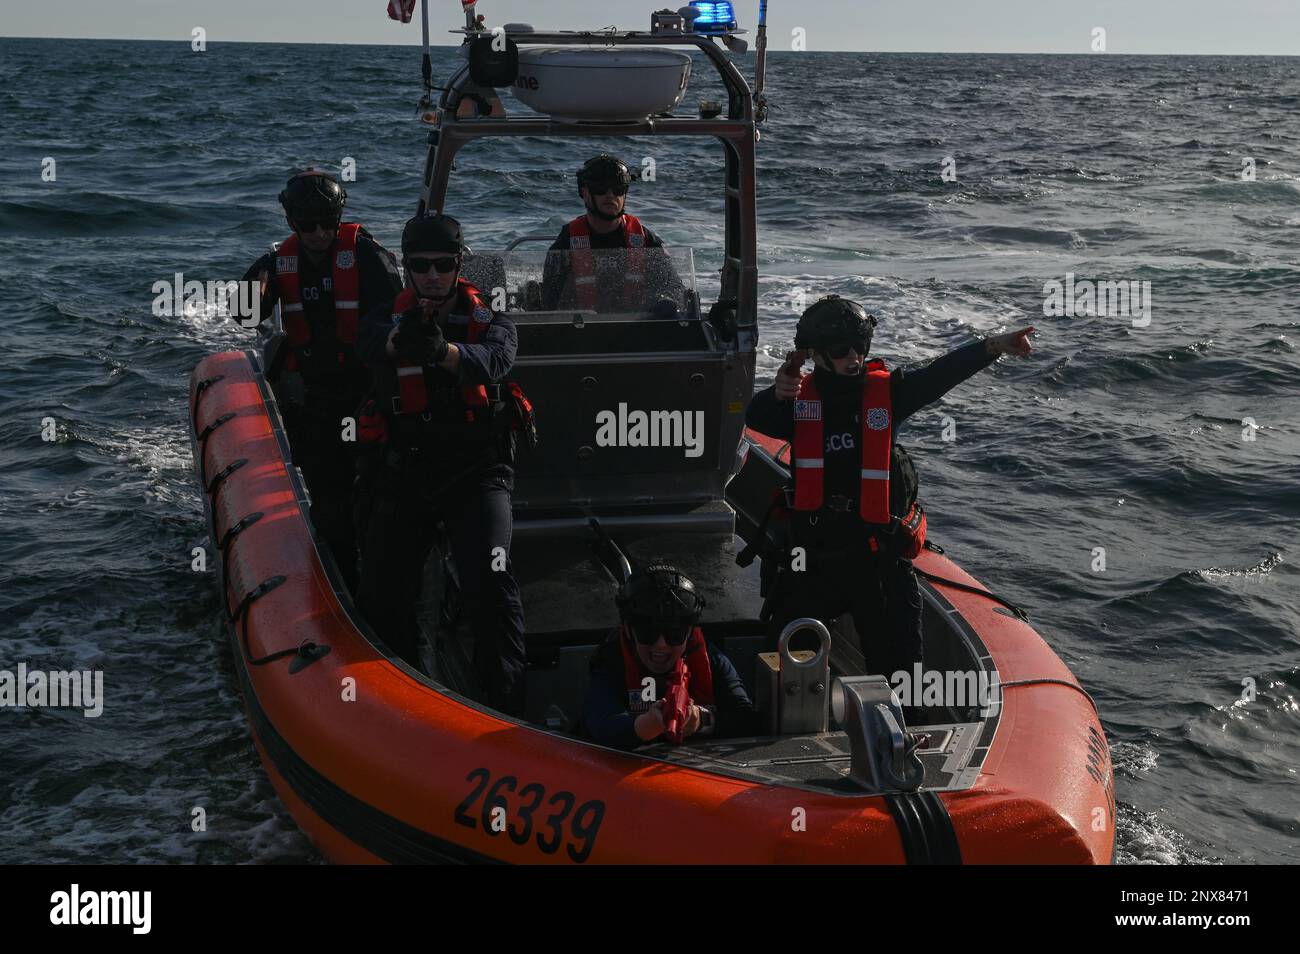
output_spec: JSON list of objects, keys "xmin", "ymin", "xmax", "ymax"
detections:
[{"xmin": 1, "ymin": 0, "xmax": 1298, "ymax": 55}]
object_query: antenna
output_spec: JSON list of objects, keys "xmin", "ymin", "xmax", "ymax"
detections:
[
  {"xmin": 587, "ymin": 518, "xmax": 633, "ymax": 586},
  {"xmin": 421, "ymin": 0, "xmax": 432, "ymax": 92},
  {"xmin": 754, "ymin": 0, "xmax": 769, "ymax": 123}
]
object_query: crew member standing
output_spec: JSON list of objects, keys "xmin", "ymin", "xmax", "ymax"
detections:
[
  {"xmin": 240, "ymin": 169, "xmax": 402, "ymax": 591},
  {"xmin": 354, "ymin": 213, "xmax": 528, "ymax": 716},
  {"xmin": 745, "ymin": 295, "xmax": 1035, "ymax": 678}
]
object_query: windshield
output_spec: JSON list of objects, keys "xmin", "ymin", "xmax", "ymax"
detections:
[{"xmin": 458, "ymin": 247, "xmax": 698, "ymax": 319}]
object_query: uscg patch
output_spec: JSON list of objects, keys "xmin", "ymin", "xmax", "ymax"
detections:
[
  {"xmin": 275, "ymin": 255, "xmax": 297, "ymax": 274},
  {"xmin": 335, "ymin": 250, "xmax": 355, "ymax": 270},
  {"xmin": 867, "ymin": 407, "xmax": 890, "ymax": 431},
  {"xmin": 794, "ymin": 400, "xmax": 822, "ymax": 421},
  {"xmin": 472, "ymin": 306, "xmax": 492, "ymax": 324}
]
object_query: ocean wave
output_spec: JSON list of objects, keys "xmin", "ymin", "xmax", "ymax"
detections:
[
  {"xmin": 1195, "ymin": 552, "xmax": 1283, "ymax": 579},
  {"xmin": 0, "ymin": 193, "xmax": 210, "ymax": 236},
  {"xmin": 1115, "ymin": 804, "xmax": 1219, "ymax": 865}
]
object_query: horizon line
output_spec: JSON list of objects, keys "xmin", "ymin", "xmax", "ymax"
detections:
[{"xmin": 0, "ymin": 34, "xmax": 1297, "ymax": 57}]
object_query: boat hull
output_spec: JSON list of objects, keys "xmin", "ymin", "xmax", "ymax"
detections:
[{"xmin": 190, "ymin": 350, "xmax": 1114, "ymax": 864}]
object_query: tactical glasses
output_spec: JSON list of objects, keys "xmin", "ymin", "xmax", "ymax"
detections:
[
  {"xmin": 294, "ymin": 218, "xmax": 340, "ymax": 234},
  {"xmin": 628, "ymin": 622, "xmax": 692, "ymax": 647},
  {"xmin": 825, "ymin": 340, "xmax": 869, "ymax": 359},
  {"xmin": 587, "ymin": 182, "xmax": 629, "ymax": 197},
  {"xmin": 406, "ymin": 255, "xmax": 460, "ymax": 275}
]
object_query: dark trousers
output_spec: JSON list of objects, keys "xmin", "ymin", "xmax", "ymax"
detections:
[
  {"xmin": 355, "ymin": 460, "xmax": 527, "ymax": 716},
  {"xmin": 283, "ymin": 403, "xmax": 360, "ymax": 593},
  {"xmin": 764, "ymin": 546, "xmax": 924, "ymax": 680}
]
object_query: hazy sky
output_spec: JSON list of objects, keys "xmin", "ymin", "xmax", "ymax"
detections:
[{"xmin": 2, "ymin": 0, "xmax": 1298, "ymax": 54}]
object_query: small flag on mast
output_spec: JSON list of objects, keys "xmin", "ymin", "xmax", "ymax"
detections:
[
  {"xmin": 388, "ymin": 1, "xmax": 479, "ymax": 26},
  {"xmin": 387, "ymin": 0, "xmax": 417, "ymax": 22}
]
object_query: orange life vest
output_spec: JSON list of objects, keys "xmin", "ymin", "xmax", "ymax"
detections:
[
  {"xmin": 390, "ymin": 280, "xmax": 492, "ymax": 417},
  {"xmin": 619, "ymin": 626, "xmax": 715, "ymax": 706},
  {"xmin": 275, "ymin": 222, "xmax": 361, "ymax": 372},
  {"xmin": 567, "ymin": 214, "xmax": 646, "ymax": 311},
  {"xmin": 792, "ymin": 360, "xmax": 894, "ymax": 524}
]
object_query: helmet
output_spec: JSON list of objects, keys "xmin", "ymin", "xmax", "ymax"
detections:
[
  {"xmin": 401, "ymin": 212, "xmax": 464, "ymax": 256},
  {"xmin": 794, "ymin": 294, "xmax": 878, "ymax": 351},
  {"xmin": 279, "ymin": 170, "xmax": 347, "ymax": 219},
  {"xmin": 577, "ymin": 154, "xmax": 633, "ymax": 193},
  {"xmin": 616, "ymin": 564, "xmax": 705, "ymax": 634}
]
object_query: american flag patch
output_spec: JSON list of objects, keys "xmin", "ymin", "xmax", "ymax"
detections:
[
  {"xmin": 794, "ymin": 400, "xmax": 822, "ymax": 421},
  {"xmin": 275, "ymin": 255, "xmax": 297, "ymax": 274}
]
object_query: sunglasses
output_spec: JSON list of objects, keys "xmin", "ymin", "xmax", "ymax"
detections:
[
  {"xmin": 588, "ymin": 182, "xmax": 628, "ymax": 197},
  {"xmin": 825, "ymin": 340, "xmax": 868, "ymax": 359},
  {"xmin": 294, "ymin": 218, "xmax": 339, "ymax": 234},
  {"xmin": 406, "ymin": 255, "xmax": 460, "ymax": 275},
  {"xmin": 628, "ymin": 623, "xmax": 691, "ymax": 647}
]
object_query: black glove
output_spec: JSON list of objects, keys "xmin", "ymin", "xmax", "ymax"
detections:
[
  {"xmin": 650, "ymin": 298, "xmax": 679, "ymax": 320},
  {"xmin": 707, "ymin": 297, "xmax": 738, "ymax": 342},
  {"xmin": 393, "ymin": 308, "xmax": 449, "ymax": 366},
  {"xmin": 392, "ymin": 307, "xmax": 428, "ymax": 362},
  {"xmin": 419, "ymin": 322, "xmax": 449, "ymax": 366}
]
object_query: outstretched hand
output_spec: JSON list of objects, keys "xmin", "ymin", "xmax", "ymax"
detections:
[
  {"xmin": 987, "ymin": 326, "xmax": 1036, "ymax": 358},
  {"xmin": 775, "ymin": 348, "xmax": 806, "ymax": 400}
]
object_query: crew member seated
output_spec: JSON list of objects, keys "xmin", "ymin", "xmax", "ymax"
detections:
[
  {"xmin": 581, "ymin": 565, "xmax": 758, "ymax": 749},
  {"xmin": 539, "ymin": 154, "xmax": 682, "ymax": 313}
]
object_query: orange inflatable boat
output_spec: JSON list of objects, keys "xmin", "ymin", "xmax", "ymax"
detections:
[
  {"xmin": 192, "ymin": 10, "xmax": 1113, "ymax": 865},
  {"xmin": 190, "ymin": 349, "xmax": 1115, "ymax": 864}
]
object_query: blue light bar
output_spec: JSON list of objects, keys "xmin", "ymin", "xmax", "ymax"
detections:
[{"xmin": 690, "ymin": 1, "xmax": 739, "ymax": 33}]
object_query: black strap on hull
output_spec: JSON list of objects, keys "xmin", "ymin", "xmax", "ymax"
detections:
[{"xmin": 885, "ymin": 791, "xmax": 962, "ymax": 865}]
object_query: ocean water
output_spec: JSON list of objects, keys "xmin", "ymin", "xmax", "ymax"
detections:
[{"xmin": 1, "ymin": 38, "xmax": 1297, "ymax": 864}]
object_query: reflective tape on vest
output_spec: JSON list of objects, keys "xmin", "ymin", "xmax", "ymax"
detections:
[
  {"xmin": 275, "ymin": 223, "xmax": 362, "ymax": 355},
  {"xmin": 791, "ymin": 362, "xmax": 894, "ymax": 523},
  {"xmin": 567, "ymin": 213, "xmax": 647, "ymax": 312},
  {"xmin": 390, "ymin": 280, "xmax": 493, "ymax": 416}
]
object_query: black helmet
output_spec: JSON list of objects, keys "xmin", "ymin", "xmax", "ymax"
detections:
[
  {"xmin": 577, "ymin": 154, "xmax": 633, "ymax": 192},
  {"xmin": 794, "ymin": 294, "xmax": 878, "ymax": 351},
  {"xmin": 401, "ymin": 212, "xmax": 464, "ymax": 256},
  {"xmin": 279, "ymin": 170, "xmax": 347, "ymax": 219},
  {"xmin": 616, "ymin": 564, "xmax": 705, "ymax": 633}
]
